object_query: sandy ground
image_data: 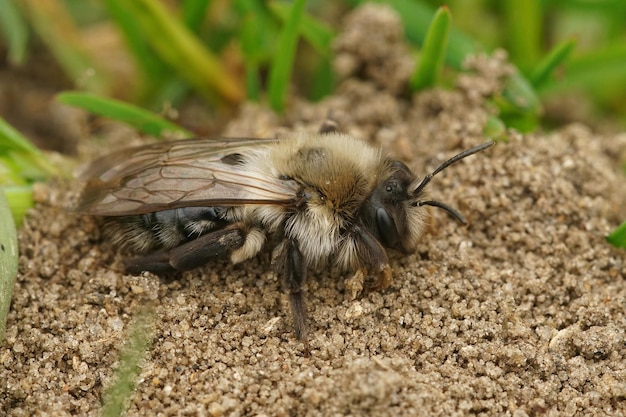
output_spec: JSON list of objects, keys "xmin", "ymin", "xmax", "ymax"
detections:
[{"xmin": 2, "ymin": 5, "xmax": 626, "ymax": 417}]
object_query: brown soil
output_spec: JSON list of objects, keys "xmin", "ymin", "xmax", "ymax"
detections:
[{"xmin": 2, "ymin": 5, "xmax": 626, "ymax": 417}]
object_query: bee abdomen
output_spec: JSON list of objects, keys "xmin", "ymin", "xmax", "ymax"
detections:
[
  {"xmin": 149, "ymin": 206, "xmax": 228, "ymax": 248},
  {"xmin": 109, "ymin": 206, "xmax": 228, "ymax": 253}
]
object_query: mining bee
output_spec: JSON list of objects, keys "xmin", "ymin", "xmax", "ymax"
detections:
[{"xmin": 76, "ymin": 120, "xmax": 494, "ymax": 352}]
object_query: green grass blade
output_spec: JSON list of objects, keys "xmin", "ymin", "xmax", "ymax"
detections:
[
  {"xmin": 0, "ymin": 118, "xmax": 55, "ymax": 225},
  {"xmin": 266, "ymin": 2, "xmax": 337, "ymax": 100},
  {"xmin": 57, "ymin": 92, "xmax": 193, "ymax": 138},
  {"xmin": 494, "ymin": 72, "xmax": 542, "ymax": 132},
  {"xmin": 238, "ymin": 4, "xmax": 276, "ymax": 101},
  {"xmin": 244, "ymin": 61, "xmax": 261, "ymax": 102},
  {"xmin": 122, "ymin": 0, "xmax": 244, "ymax": 105},
  {"xmin": 503, "ymin": 0, "xmax": 542, "ymax": 73},
  {"xmin": 267, "ymin": 0, "xmax": 306, "ymax": 112},
  {"xmin": 269, "ymin": 1, "xmax": 335, "ymax": 56},
  {"xmin": 235, "ymin": 1, "xmax": 279, "ymax": 101},
  {"xmin": 410, "ymin": 6, "xmax": 451, "ymax": 91},
  {"xmin": 182, "ymin": 0, "xmax": 211, "ymax": 32},
  {"xmin": 2, "ymin": 185, "xmax": 33, "ymax": 226},
  {"xmin": 530, "ymin": 38, "xmax": 577, "ymax": 89},
  {"xmin": 0, "ymin": 117, "xmax": 42, "ymax": 155},
  {"xmin": 103, "ymin": 0, "xmax": 172, "ymax": 93},
  {"xmin": 607, "ymin": 221, "xmax": 626, "ymax": 249},
  {"xmin": 538, "ymin": 43, "xmax": 626, "ymax": 94},
  {"xmin": 309, "ymin": 55, "xmax": 335, "ymax": 101},
  {"xmin": 502, "ymin": 72, "xmax": 542, "ymax": 113},
  {"xmin": 23, "ymin": 0, "xmax": 110, "ymax": 94},
  {"xmin": 239, "ymin": 15, "xmax": 263, "ymax": 101},
  {"xmin": 1, "ymin": 151, "xmax": 50, "ymax": 186},
  {"xmin": 0, "ymin": 0, "xmax": 29, "ymax": 64},
  {"xmin": 0, "ymin": 117, "xmax": 58, "ymax": 179},
  {"xmin": 349, "ymin": 0, "xmax": 478, "ymax": 69},
  {"xmin": 0, "ymin": 189, "xmax": 18, "ymax": 343},
  {"xmin": 0, "ymin": 158, "xmax": 26, "ymax": 186},
  {"xmin": 100, "ymin": 306, "xmax": 155, "ymax": 417},
  {"xmin": 483, "ymin": 115, "xmax": 507, "ymax": 142},
  {"xmin": 496, "ymin": 71, "xmax": 542, "ymax": 132},
  {"xmin": 234, "ymin": 0, "xmax": 272, "ymax": 20}
]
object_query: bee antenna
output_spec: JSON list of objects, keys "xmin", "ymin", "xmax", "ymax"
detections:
[
  {"xmin": 411, "ymin": 141, "xmax": 494, "ymax": 198},
  {"xmin": 416, "ymin": 200, "xmax": 467, "ymax": 225}
]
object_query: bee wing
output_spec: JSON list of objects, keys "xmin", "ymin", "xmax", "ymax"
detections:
[{"xmin": 76, "ymin": 137, "xmax": 299, "ymax": 216}]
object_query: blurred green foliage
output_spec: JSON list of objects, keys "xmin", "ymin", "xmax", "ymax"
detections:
[
  {"xmin": 1, "ymin": 0, "xmax": 625, "ymax": 123},
  {"xmin": 607, "ymin": 221, "xmax": 626, "ymax": 249}
]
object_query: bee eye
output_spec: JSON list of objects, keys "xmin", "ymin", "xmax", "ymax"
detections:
[
  {"xmin": 360, "ymin": 161, "xmax": 414, "ymax": 249},
  {"xmin": 375, "ymin": 207, "xmax": 398, "ymax": 247}
]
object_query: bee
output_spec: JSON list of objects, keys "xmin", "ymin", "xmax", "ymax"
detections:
[{"xmin": 76, "ymin": 120, "xmax": 493, "ymax": 351}]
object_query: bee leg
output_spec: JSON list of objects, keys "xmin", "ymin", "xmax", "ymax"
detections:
[
  {"xmin": 124, "ymin": 251, "xmax": 177, "ymax": 275},
  {"xmin": 345, "ymin": 268, "xmax": 366, "ymax": 300},
  {"xmin": 124, "ymin": 228, "xmax": 245, "ymax": 274},
  {"xmin": 370, "ymin": 264, "xmax": 392, "ymax": 292},
  {"xmin": 353, "ymin": 225, "xmax": 392, "ymax": 291},
  {"xmin": 275, "ymin": 238, "xmax": 310, "ymax": 355}
]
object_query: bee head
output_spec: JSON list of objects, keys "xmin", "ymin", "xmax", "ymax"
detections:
[{"xmin": 360, "ymin": 142, "xmax": 494, "ymax": 252}]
